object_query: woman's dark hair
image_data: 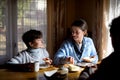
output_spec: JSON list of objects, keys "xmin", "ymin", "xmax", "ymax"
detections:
[
  {"xmin": 71, "ymin": 18, "xmax": 88, "ymax": 36},
  {"xmin": 22, "ymin": 29, "xmax": 42, "ymax": 47}
]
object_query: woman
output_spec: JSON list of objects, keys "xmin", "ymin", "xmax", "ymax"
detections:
[{"xmin": 53, "ymin": 19, "xmax": 98, "ymax": 66}]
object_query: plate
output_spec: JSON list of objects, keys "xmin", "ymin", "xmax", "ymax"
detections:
[
  {"xmin": 40, "ymin": 65, "xmax": 50, "ymax": 69},
  {"xmin": 76, "ymin": 62, "xmax": 95, "ymax": 67}
]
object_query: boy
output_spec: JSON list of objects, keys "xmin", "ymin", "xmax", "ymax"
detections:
[{"xmin": 6, "ymin": 29, "xmax": 52, "ymax": 71}]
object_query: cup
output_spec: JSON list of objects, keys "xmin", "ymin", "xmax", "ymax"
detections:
[
  {"xmin": 59, "ymin": 65, "xmax": 68, "ymax": 75},
  {"xmin": 34, "ymin": 61, "xmax": 40, "ymax": 72}
]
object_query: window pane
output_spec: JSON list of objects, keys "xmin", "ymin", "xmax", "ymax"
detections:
[
  {"xmin": 17, "ymin": 0, "xmax": 47, "ymax": 51},
  {"xmin": 0, "ymin": 0, "xmax": 6, "ymax": 56}
]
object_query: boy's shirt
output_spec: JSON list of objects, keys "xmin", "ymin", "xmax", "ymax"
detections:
[{"xmin": 7, "ymin": 48, "xmax": 49, "ymax": 65}]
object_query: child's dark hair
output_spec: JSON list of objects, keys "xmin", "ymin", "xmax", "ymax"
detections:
[{"xmin": 22, "ymin": 29, "xmax": 42, "ymax": 47}]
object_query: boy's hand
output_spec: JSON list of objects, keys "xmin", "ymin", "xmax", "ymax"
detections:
[{"xmin": 43, "ymin": 58, "xmax": 52, "ymax": 65}]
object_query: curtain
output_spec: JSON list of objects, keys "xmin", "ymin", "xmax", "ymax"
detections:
[
  {"xmin": 105, "ymin": 0, "xmax": 120, "ymax": 57},
  {"xmin": 109, "ymin": 0, "xmax": 120, "ymax": 19},
  {"xmin": 94, "ymin": 0, "xmax": 120, "ymax": 60},
  {"xmin": 54, "ymin": 0, "xmax": 66, "ymax": 52},
  {"xmin": 93, "ymin": 0, "xmax": 110, "ymax": 60}
]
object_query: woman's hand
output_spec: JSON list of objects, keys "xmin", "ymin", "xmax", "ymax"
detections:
[
  {"xmin": 66, "ymin": 56, "xmax": 74, "ymax": 64},
  {"xmin": 82, "ymin": 56, "xmax": 95, "ymax": 62}
]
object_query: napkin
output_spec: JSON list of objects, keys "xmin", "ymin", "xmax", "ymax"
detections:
[{"xmin": 44, "ymin": 69, "xmax": 58, "ymax": 77}]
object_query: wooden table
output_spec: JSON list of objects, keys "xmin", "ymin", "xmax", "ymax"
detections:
[{"xmin": 0, "ymin": 65, "xmax": 84, "ymax": 80}]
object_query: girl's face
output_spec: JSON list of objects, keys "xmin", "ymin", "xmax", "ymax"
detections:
[
  {"xmin": 71, "ymin": 26, "xmax": 85, "ymax": 44},
  {"xmin": 29, "ymin": 38, "xmax": 44, "ymax": 48}
]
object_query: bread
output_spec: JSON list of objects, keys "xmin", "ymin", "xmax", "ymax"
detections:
[{"xmin": 68, "ymin": 64, "xmax": 80, "ymax": 72}]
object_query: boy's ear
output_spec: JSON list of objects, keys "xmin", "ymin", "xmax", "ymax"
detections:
[{"xmin": 29, "ymin": 42, "xmax": 33, "ymax": 47}]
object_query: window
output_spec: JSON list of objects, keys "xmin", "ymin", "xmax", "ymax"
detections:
[
  {"xmin": 0, "ymin": 0, "xmax": 47, "ymax": 64},
  {"xmin": 0, "ymin": 0, "xmax": 7, "ymax": 64},
  {"xmin": 17, "ymin": 0, "xmax": 47, "ymax": 52}
]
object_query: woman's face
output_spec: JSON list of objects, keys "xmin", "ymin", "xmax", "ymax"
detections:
[
  {"xmin": 29, "ymin": 38, "xmax": 44, "ymax": 48},
  {"xmin": 71, "ymin": 26, "xmax": 85, "ymax": 44}
]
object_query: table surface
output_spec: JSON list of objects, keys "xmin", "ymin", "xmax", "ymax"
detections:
[{"xmin": 0, "ymin": 65, "xmax": 84, "ymax": 80}]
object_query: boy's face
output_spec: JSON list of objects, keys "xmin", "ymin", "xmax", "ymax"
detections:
[{"xmin": 29, "ymin": 38, "xmax": 44, "ymax": 48}]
